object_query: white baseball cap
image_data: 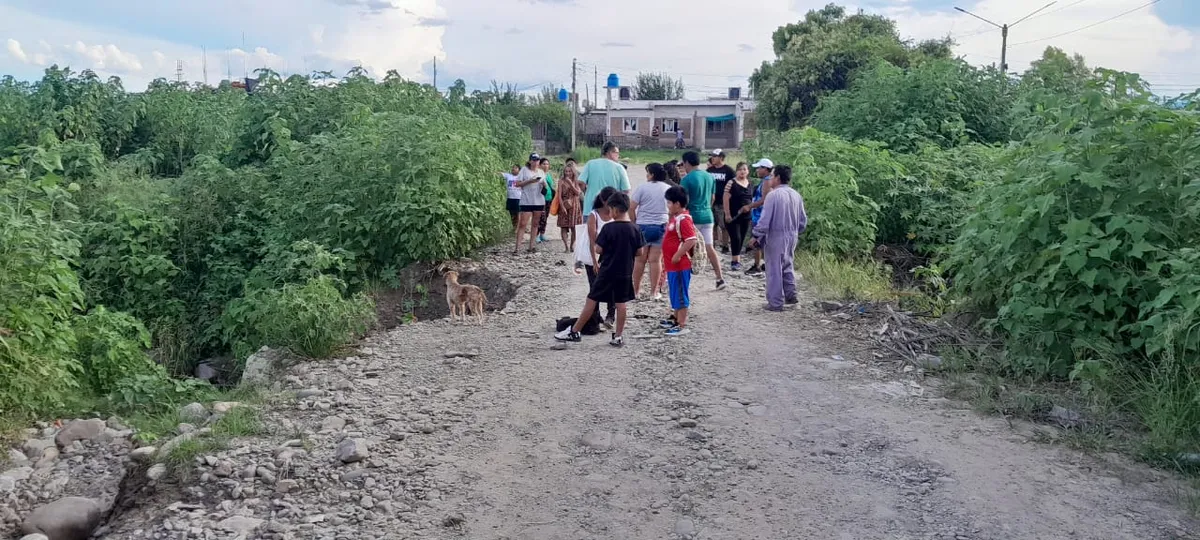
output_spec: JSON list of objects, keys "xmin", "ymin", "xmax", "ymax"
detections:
[{"xmin": 752, "ymin": 158, "xmax": 774, "ymax": 169}]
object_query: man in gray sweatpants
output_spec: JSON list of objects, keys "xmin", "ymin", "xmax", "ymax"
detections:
[{"xmin": 749, "ymin": 165, "xmax": 807, "ymax": 311}]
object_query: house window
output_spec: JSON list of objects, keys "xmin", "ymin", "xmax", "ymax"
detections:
[
  {"xmin": 622, "ymin": 118, "xmax": 639, "ymax": 133},
  {"xmin": 706, "ymin": 120, "xmax": 725, "ymax": 133},
  {"xmin": 661, "ymin": 119, "xmax": 679, "ymax": 134}
]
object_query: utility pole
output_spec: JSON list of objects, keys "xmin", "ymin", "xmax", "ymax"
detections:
[
  {"xmin": 570, "ymin": 57, "xmax": 578, "ymax": 152},
  {"xmin": 594, "ymin": 67, "xmax": 598, "ymax": 111},
  {"xmin": 433, "ymin": 57, "xmax": 437, "ymax": 89},
  {"xmin": 954, "ymin": 1, "xmax": 1055, "ymax": 73},
  {"xmin": 202, "ymin": 47, "xmax": 208, "ymax": 86}
]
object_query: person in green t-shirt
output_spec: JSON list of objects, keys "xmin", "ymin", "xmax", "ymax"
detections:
[
  {"xmin": 580, "ymin": 142, "xmax": 632, "ymax": 217},
  {"xmin": 538, "ymin": 157, "xmax": 555, "ymax": 243},
  {"xmin": 680, "ymin": 151, "xmax": 726, "ymax": 290}
]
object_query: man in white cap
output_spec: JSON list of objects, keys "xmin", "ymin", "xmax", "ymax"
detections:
[{"xmin": 738, "ymin": 158, "xmax": 775, "ymax": 275}]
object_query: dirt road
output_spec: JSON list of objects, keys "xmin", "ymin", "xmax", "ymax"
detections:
[{"xmin": 105, "ymin": 165, "xmax": 1196, "ymax": 539}]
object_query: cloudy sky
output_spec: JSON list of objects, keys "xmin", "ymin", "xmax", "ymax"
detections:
[{"xmin": 1, "ymin": 0, "xmax": 1196, "ymax": 98}]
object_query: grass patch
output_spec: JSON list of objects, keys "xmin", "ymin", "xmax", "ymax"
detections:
[
  {"xmin": 212, "ymin": 406, "xmax": 263, "ymax": 438},
  {"xmin": 161, "ymin": 436, "xmax": 226, "ymax": 481},
  {"xmin": 796, "ymin": 251, "xmax": 897, "ymax": 302}
]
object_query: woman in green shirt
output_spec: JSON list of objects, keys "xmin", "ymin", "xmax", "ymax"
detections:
[{"xmin": 537, "ymin": 158, "xmax": 556, "ymax": 243}]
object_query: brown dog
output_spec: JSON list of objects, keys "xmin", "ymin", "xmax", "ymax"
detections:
[{"xmin": 444, "ymin": 271, "xmax": 487, "ymax": 324}]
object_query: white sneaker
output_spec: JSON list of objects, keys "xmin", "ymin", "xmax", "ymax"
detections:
[{"xmin": 653, "ymin": 292, "xmax": 663, "ymax": 301}]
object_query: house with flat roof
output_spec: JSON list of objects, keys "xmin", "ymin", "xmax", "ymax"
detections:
[{"xmin": 603, "ymin": 98, "xmax": 757, "ymax": 150}]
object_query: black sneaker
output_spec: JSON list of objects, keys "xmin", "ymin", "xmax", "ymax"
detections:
[
  {"xmin": 609, "ymin": 333, "xmax": 624, "ymax": 347},
  {"xmin": 746, "ymin": 265, "xmax": 763, "ymax": 276},
  {"xmin": 659, "ymin": 318, "xmax": 677, "ymax": 329},
  {"xmin": 554, "ymin": 328, "xmax": 582, "ymax": 342},
  {"xmin": 785, "ymin": 296, "xmax": 799, "ymax": 305},
  {"xmin": 720, "ymin": 244, "xmax": 730, "ymax": 254},
  {"xmin": 715, "ymin": 279, "xmax": 727, "ymax": 291}
]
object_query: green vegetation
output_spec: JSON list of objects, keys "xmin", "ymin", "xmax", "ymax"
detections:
[
  {"xmin": 749, "ymin": 4, "xmax": 1200, "ymax": 476},
  {"xmin": 0, "ymin": 67, "xmax": 532, "ymax": 426},
  {"xmin": 794, "ymin": 252, "xmax": 895, "ymax": 302}
]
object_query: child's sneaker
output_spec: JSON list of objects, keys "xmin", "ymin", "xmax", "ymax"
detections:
[
  {"xmin": 715, "ymin": 279, "xmax": 727, "ymax": 291},
  {"xmin": 665, "ymin": 326, "xmax": 690, "ymax": 336},
  {"xmin": 554, "ymin": 328, "xmax": 582, "ymax": 342},
  {"xmin": 746, "ymin": 265, "xmax": 763, "ymax": 276},
  {"xmin": 659, "ymin": 318, "xmax": 677, "ymax": 329},
  {"xmin": 731, "ymin": 261, "xmax": 743, "ymax": 271},
  {"xmin": 609, "ymin": 333, "xmax": 624, "ymax": 347}
]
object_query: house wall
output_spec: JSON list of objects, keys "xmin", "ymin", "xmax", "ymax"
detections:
[{"xmin": 605, "ymin": 101, "xmax": 755, "ymax": 148}]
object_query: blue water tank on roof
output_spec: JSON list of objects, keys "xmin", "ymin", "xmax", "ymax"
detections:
[
  {"xmin": 557, "ymin": 88, "xmax": 569, "ymax": 102},
  {"xmin": 606, "ymin": 73, "xmax": 619, "ymax": 89}
]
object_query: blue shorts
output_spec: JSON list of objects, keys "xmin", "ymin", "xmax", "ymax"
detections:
[
  {"xmin": 639, "ymin": 223, "xmax": 665, "ymax": 246},
  {"xmin": 667, "ymin": 270, "xmax": 691, "ymax": 311}
]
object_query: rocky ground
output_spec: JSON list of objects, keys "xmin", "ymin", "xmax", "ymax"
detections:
[{"xmin": 4, "ymin": 168, "xmax": 1199, "ymax": 539}]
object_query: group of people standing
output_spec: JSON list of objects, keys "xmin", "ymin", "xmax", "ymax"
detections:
[{"xmin": 504, "ymin": 141, "xmax": 807, "ymax": 347}]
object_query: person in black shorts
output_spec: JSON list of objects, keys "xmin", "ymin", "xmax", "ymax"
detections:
[{"xmin": 555, "ymin": 191, "xmax": 646, "ymax": 347}]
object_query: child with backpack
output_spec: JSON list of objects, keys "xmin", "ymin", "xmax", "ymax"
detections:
[{"xmin": 659, "ymin": 186, "xmax": 698, "ymax": 336}]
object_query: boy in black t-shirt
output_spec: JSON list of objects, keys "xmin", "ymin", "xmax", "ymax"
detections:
[{"xmin": 556, "ymin": 192, "xmax": 646, "ymax": 347}]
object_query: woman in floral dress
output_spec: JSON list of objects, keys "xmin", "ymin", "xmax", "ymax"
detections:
[{"xmin": 556, "ymin": 160, "xmax": 584, "ymax": 252}]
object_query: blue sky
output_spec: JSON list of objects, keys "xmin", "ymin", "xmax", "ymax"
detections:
[{"xmin": 2, "ymin": 0, "xmax": 1197, "ymax": 97}]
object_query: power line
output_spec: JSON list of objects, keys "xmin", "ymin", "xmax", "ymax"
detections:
[
  {"xmin": 1010, "ymin": 0, "xmax": 1163, "ymax": 46},
  {"xmin": 953, "ymin": 2, "xmax": 1057, "ymax": 72},
  {"xmin": 1026, "ymin": 0, "xmax": 1092, "ymax": 22}
]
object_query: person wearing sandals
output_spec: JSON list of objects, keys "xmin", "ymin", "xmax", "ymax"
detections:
[
  {"xmin": 556, "ymin": 160, "xmax": 584, "ymax": 253},
  {"xmin": 514, "ymin": 153, "xmax": 547, "ymax": 254},
  {"xmin": 630, "ymin": 163, "xmax": 671, "ymax": 301}
]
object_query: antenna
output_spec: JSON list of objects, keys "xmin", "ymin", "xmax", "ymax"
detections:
[
  {"xmin": 176, "ymin": 59, "xmax": 184, "ymax": 83},
  {"xmin": 242, "ymin": 32, "xmax": 248, "ymax": 78},
  {"xmin": 202, "ymin": 47, "xmax": 208, "ymax": 85}
]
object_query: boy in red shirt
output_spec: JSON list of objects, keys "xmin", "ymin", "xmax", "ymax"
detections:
[{"xmin": 660, "ymin": 186, "xmax": 698, "ymax": 336}]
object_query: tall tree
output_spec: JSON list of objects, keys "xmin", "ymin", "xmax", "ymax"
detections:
[
  {"xmin": 1020, "ymin": 47, "xmax": 1094, "ymax": 97},
  {"xmin": 750, "ymin": 3, "xmax": 952, "ymax": 131},
  {"xmin": 633, "ymin": 72, "xmax": 685, "ymax": 100}
]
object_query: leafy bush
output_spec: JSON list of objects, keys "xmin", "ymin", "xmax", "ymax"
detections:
[
  {"xmin": 222, "ymin": 274, "xmax": 376, "ymax": 360},
  {"xmin": 950, "ymin": 73, "xmax": 1200, "ymax": 384},
  {"xmin": 73, "ymin": 307, "xmax": 155, "ymax": 393},
  {"xmin": 812, "ymin": 59, "xmax": 1017, "ymax": 151},
  {"xmin": 0, "ymin": 150, "xmax": 85, "ymax": 414},
  {"xmin": 747, "ymin": 128, "xmax": 880, "ymax": 258},
  {"xmin": 267, "ymin": 111, "xmax": 510, "ymax": 271}
]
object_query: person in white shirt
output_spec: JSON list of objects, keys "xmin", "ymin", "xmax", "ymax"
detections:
[
  {"xmin": 502, "ymin": 164, "xmax": 522, "ymax": 230},
  {"xmin": 514, "ymin": 153, "xmax": 548, "ymax": 254}
]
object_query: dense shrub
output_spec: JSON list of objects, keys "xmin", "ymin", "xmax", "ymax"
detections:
[
  {"xmin": 748, "ymin": 128, "xmax": 881, "ymax": 258},
  {"xmin": 812, "ymin": 59, "xmax": 1017, "ymax": 151},
  {"xmin": 267, "ymin": 111, "xmax": 510, "ymax": 271},
  {"xmin": 222, "ymin": 275, "xmax": 376, "ymax": 360},
  {"xmin": 0, "ymin": 150, "xmax": 84, "ymax": 414},
  {"xmin": 73, "ymin": 307, "xmax": 156, "ymax": 393},
  {"xmin": 949, "ymin": 73, "xmax": 1200, "ymax": 381}
]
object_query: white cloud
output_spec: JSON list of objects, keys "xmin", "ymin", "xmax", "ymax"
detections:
[
  {"xmin": 6, "ymin": 39, "xmax": 27, "ymax": 63},
  {"xmin": 66, "ymin": 41, "xmax": 144, "ymax": 73},
  {"xmin": 0, "ymin": 0, "xmax": 1196, "ymax": 97}
]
